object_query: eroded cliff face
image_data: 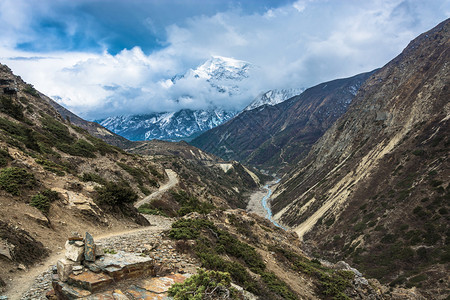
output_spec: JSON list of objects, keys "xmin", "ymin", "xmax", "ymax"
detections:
[{"xmin": 272, "ymin": 19, "xmax": 449, "ymax": 296}]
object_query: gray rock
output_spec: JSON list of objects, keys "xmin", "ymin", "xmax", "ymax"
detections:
[
  {"xmin": 95, "ymin": 243, "xmax": 105, "ymax": 257},
  {"xmin": 65, "ymin": 240, "xmax": 84, "ymax": 262},
  {"xmin": 57, "ymin": 258, "xmax": 74, "ymax": 282},
  {"xmin": 0, "ymin": 239, "xmax": 13, "ymax": 261},
  {"xmin": 84, "ymin": 232, "xmax": 95, "ymax": 261}
]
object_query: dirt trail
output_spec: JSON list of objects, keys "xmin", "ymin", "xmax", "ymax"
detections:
[
  {"xmin": 134, "ymin": 169, "xmax": 179, "ymax": 208},
  {"xmin": 5, "ymin": 215, "xmax": 174, "ymax": 300}
]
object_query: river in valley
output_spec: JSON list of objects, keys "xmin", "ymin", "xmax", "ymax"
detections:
[{"xmin": 247, "ymin": 179, "xmax": 287, "ymax": 230}]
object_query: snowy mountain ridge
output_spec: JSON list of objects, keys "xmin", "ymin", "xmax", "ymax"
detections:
[
  {"xmin": 243, "ymin": 88, "xmax": 305, "ymax": 112},
  {"xmin": 98, "ymin": 108, "xmax": 237, "ymax": 142}
]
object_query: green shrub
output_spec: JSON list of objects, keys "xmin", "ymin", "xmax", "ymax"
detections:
[
  {"xmin": 0, "ymin": 96, "xmax": 24, "ymax": 121},
  {"xmin": 36, "ymin": 158, "xmax": 67, "ymax": 176},
  {"xmin": 117, "ymin": 162, "xmax": 148, "ymax": 185},
  {"xmin": 169, "ymin": 218, "xmax": 215, "ymax": 240},
  {"xmin": 217, "ymin": 230, "xmax": 265, "ymax": 272},
  {"xmin": 171, "ymin": 190, "xmax": 214, "ymax": 216},
  {"xmin": 86, "ymin": 135, "xmax": 120, "ymax": 155},
  {"xmin": 29, "ymin": 190, "xmax": 59, "ymax": 214},
  {"xmin": 0, "ymin": 149, "xmax": 11, "ymax": 167},
  {"xmin": 270, "ymin": 246, "xmax": 353, "ymax": 299},
  {"xmin": 412, "ymin": 149, "xmax": 425, "ymax": 156},
  {"xmin": 23, "ymin": 84, "xmax": 39, "ymax": 97},
  {"xmin": 0, "ymin": 167, "xmax": 36, "ymax": 195},
  {"xmin": 0, "ymin": 117, "xmax": 39, "ymax": 151},
  {"xmin": 41, "ymin": 115, "xmax": 74, "ymax": 144},
  {"xmin": 168, "ymin": 269, "xmax": 241, "ymax": 300},
  {"xmin": 94, "ymin": 182, "xmax": 138, "ymax": 206},
  {"xmin": 138, "ymin": 203, "xmax": 168, "ymax": 217},
  {"xmin": 56, "ymin": 139, "xmax": 96, "ymax": 158},
  {"xmin": 30, "ymin": 193, "xmax": 52, "ymax": 214},
  {"xmin": 81, "ymin": 172, "xmax": 106, "ymax": 185},
  {"xmin": 261, "ymin": 272, "xmax": 297, "ymax": 300},
  {"xmin": 138, "ymin": 184, "xmax": 151, "ymax": 195}
]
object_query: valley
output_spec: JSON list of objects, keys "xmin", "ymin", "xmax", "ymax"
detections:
[{"xmin": 0, "ymin": 13, "xmax": 447, "ymax": 300}]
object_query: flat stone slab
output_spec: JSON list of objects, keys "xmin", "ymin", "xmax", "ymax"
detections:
[
  {"xmin": 89, "ymin": 251, "xmax": 154, "ymax": 280},
  {"xmin": 53, "ymin": 280, "xmax": 92, "ymax": 298},
  {"xmin": 68, "ymin": 270, "xmax": 113, "ymax": 292},
  {"xmin": 138, "ymin": 274, "xmax": 189, "ymax": 294},
  {"xmin": 126, "ymin": 285, "xmax": 167, "ymax": 300}
]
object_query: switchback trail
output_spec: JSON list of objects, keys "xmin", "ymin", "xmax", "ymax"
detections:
[{"xmin": 134, "ymin": 169, "xmax": 179, "ymax": 208}]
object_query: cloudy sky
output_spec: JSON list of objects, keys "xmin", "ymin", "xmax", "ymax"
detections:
[{"xmin": 0, "ymin": 0, "xmax": 448, "ymax": 120}]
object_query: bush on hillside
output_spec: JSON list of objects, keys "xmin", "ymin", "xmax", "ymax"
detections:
[
  {"xmin": 168, "ymin": 268, "xmax": 241, "ymax": 299},
  {"xmin": 94, "ymin": 181, "xmax": 138, "ymax": 206},
  {"xmin": 0, "ymin": 167, "xmax": 36, "ymax": 195}
]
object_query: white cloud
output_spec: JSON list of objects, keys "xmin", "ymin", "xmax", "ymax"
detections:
[{"xmin": 0, "ymin": 0, "xmax": 448, "ymax": 119}]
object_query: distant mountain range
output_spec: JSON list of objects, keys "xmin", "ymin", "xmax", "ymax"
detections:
[
  {"xmin": 98, "ymin": 56, "xmax": 305, "ymax": 141},
  {"xmin": 98, "ymin": 108, "xmax": 237, "ymax": 142}
]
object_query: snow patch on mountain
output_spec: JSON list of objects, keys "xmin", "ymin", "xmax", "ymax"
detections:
[{"xmin": 244, "ymin": 88, "xmax": 305, "ymax": 111}]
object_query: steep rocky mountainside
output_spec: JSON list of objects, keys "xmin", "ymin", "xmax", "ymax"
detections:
[
  {"xmin": 0, "ymin": 64, "xmax": 266, "ymax": 291},
  {"xmin": 48, "ymin": 98, "xmax": 134, "ymax": 149},
  {"xmin": 98, "ymin": 108, "xmax": 237, "ymax": 142},
  {"xmin": 271, "ymin": 19, "xmax": 449, "ymax": 297},
  {"xmin": 191, "ymin": 71, "xmax": 374, "ymax": 173}
]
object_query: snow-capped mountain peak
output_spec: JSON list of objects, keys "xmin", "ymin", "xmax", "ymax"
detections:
[
  {"xmin": 243, "ymin": 88, "xmax": 305, "ymax": 111},
  {"xmin": 191, "ymin": 56, "xmax": 251, "ymax": 81}
]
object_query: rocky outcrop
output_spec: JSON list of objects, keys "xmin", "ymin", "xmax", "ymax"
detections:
[{"xmin": 271, "ymin": 19, "xmax": 449, "ymax": 296}]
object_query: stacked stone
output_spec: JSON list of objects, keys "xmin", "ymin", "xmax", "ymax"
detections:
[{"xmin": 56, "ymin": 232, "xmax": 104, "ymax": 282}]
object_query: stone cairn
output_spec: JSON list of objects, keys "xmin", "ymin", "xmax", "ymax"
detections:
[
  {"xmin": 49, "ymin": 232, "xmax": 189, "ymax": 298},
  {"xmin": 56, "ymin": 232, "xmax": 104, "ymax": 282}
]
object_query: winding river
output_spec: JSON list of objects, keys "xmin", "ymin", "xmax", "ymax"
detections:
[{"xmin": 260, "ymin": 179, "xmax": 287, "ymax": 230}]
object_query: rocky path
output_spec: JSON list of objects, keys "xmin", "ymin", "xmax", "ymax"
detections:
[
  {"xmin": 7, "ymin": 215, "xmax": 197, "ymax": 300},
  {"xmin": 134, "ymin": 169, "xmax": 179, "ymax": 208}
]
